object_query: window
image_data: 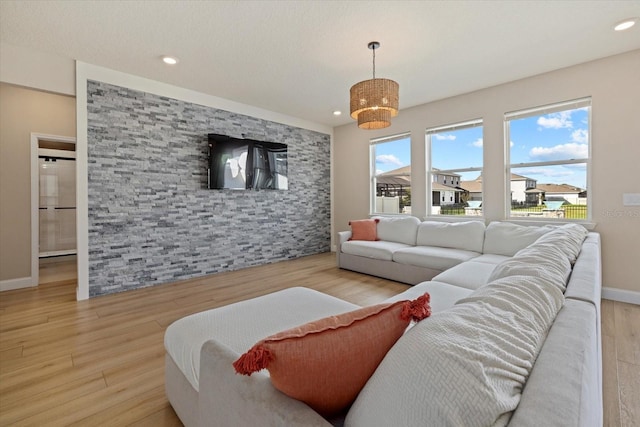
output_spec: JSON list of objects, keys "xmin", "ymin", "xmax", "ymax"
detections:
[
  {"xmin": 505, "ymin": 98, "xmax": 590, "ymax": 220},
  {"xmin": 426, "ymin": 119, "xmax": 483, "ymax": 216},
  {"xmin": 371, "ymin": 133, "xmax": 411, "ymax": 215}
]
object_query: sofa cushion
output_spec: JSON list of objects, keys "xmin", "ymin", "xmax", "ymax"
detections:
[
  {"xmin": 373, "ymin": 215, "xmax": 421, "ymax": 245},
  {"xmin": 346, "ymin": 275, "xmax": 564, "ymax": 427},
  {"xmin": 487, "ymin": 224, "xmax": 587, "ymax": 292},
  {"xmin": 416, "ymin": 220, "xmax": 486, "ymax": 252},
  {"xmin": 233, "ymin": 294, "xmax": 431, "ymax": 417},
  {"xmin": 466, "ymin": 253, "xmax": 511, "ymax": 265},
  {"xmin": 348, "ymin": 218, "xmax": 379, "ymax": 241},
  {"xmin": 341, "ymin": 240, "xmax": 412, "ymax": 261},
  {"xmin": 488, "ymin": 244, "xmax": 572, "ymax": 292},
  {"xmin": 527, "ymin": 223, "xmax": 588, "ymax": 264},
  {"xmin": 483, "ymin": 221, "xmax": 555, "ymax": 256},
  {"xmin": 507, "ymin": 300, "xmax": 600, "ymax": 427},
  {"xmin": 393, "ymin": 246, "xmax": 480, "ymax": 271},
  {"xmin": 383, "ymin": 280, "xmax": 473, "ymax": 314},
  {"xmin": 432, "ymin": 260, "xmax": 498, "ymax": 290}
]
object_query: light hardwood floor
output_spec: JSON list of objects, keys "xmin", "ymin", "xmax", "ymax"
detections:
[{"xmin": 0, "ymin": 253, "xmax": 638, "ymax": 426}]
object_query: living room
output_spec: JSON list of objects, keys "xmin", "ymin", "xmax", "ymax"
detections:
[{"xmin": 1, "ymin": 1, "xmax": 639, "ymax": 425}]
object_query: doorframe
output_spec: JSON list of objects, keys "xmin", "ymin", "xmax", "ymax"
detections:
[{"xmin": 31, "ymin": 133, "xmax": 76, "ymax": 288}]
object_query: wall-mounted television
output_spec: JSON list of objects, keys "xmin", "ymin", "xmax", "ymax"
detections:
[{"xmin": 208, "ymin": 133, "xmax": 288, "ymax": 190}]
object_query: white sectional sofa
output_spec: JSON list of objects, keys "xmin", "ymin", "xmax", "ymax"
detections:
[
  {"xmin": 338, "ymin": 216, "xmax": 558, "ymax": 286},
  {"xmin": 165, "ymin": 220, "xmax": 602, "ymax": 426}
]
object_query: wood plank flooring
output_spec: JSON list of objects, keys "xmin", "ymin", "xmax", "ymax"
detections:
[
  {"xmin": 0, "ymin": 252, "xmax": 638, "ymax": 426},
  {"xmin": 602, "ymin": 299, "xmax": 640, "ymax": 427}
]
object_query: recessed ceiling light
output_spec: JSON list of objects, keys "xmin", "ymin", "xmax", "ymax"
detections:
[
  {"xmin": 162, "ymin": 56, "xmax": 178, "ymax": 65},
  {"xmin": 614, "ymin": 18, "xmax": 638, "ymax": 31},
  {"xmin": 333, "ymin": 110, "xmax": 342, "ymax": 116}
]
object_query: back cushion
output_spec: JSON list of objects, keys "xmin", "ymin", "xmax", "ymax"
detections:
[
  {"xmin": 374, "ymin": 216, "xmax": 421, "ymax": 245},
  {"xmin": 483, "ymin": 222, "xmax": 554, "ymax": 256},
  {"xmin": 488, "ymin": 245, "xmax": 572, "ymax": 291},
  {"xmin": 345, "ymin": 275, "xmax": 564, "ymax": 427},
  {"xmin": 530, "ymin": 223, "xmax": 588, "ymax": 264},
  {"xmin": 416, "ymin": 221, "xmax": 485, "ymax": 252}
]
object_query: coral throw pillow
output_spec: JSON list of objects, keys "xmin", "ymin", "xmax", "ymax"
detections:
[
  {"xmin": 233, "ymin": 293, "xmax": 431, "ymax": 417},
  {"xmin": 348, "ymin": 218, "xmax": 380, "ymax": 241}
]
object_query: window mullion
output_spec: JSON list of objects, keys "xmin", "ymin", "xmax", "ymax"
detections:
[{"xmin": 510, "ymin": 158, "xmax": 588, "ymax": 168}]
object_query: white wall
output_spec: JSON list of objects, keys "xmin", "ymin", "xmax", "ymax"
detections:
[
  {"xmin": 334, "ymin": 50, "xmax": 640, "ymax": 296},
  {"xmin": 0, "ymin": 83, "xmax": 76, "ymax": 289}
]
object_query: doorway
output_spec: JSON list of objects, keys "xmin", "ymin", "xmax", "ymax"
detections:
[{"xmin": 31, "ymin": 133, "xmax": 77, "ymax": 287}]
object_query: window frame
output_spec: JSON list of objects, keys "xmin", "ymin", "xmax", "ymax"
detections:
[
  {"xmin": 369, "ymin": 132, "xmax": 412, "ymax": 216},
  {"xmin": 426, "ymin": 119, "xmax": 483, "ymax": 217},
  {"xmin": 504, "ymin": 97, "xmax": 592, "ymax": 222}
]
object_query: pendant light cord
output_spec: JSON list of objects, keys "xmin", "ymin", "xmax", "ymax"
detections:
[{"xmin": 372, "ymin": 46, "xmax": 376, "ymax": 79}]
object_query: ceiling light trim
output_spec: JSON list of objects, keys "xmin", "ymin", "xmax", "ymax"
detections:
[
  {"xmin": 614, "ymin": 18, "xmax": 638, "ymax": 31},
  {"xmin": 162, "ymin": 56, "xmax": 179, "ymax": 65}
]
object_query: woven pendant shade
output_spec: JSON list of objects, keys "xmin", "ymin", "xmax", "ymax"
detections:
[
  {"xmin": 350, "ymin": 78, "xmax": 399, "ymax": 129},
  {"xmin": 350, "ymin": 42, "xmax": 399, "ymax": 130},
  {"xmin": 357, "ymin": 108, "xmax": 391, "ymax": 130}
]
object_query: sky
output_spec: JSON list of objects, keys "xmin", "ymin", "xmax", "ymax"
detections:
[{"xmin": 374, "ymin": 107, "xmax": 589, "ymax": 189}]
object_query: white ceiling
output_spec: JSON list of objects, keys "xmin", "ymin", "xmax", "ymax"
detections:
[{"xmin": 1, "ymin": 1, "xmax": 639, "ymax": 127}]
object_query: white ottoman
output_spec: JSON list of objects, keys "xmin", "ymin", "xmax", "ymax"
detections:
[{"xmin": 164, "ymin": 287, "xmax": 360, "ymax": 426}]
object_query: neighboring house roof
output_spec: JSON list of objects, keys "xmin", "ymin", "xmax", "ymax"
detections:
[
  {"xmin": 433, "ymin": 171, "xmax": 461, "ymax": 178},
  {"xmin": 380, "ymin": 165, "xmax": 461, "ymax": 178},
  {"xmin": 536, "ymin": 183, "xmax": 585, "ymax": 194},
  {"xmin": 432, "ymin": 182, "xmax": 463, "ymax": 192},
  {"xmin": 473, "ymin": 173, "xmax": 535, "ymax": 182},
  {"xmin": 378, "ymin": 168, "xmax": 581, "ymax": 196},
  {"xmin": 376, "ymin": 165, "xmax": 411, "ymax": 187},
  {"xmin": 510, "ymin": 173, "xmax": 534, "ymax": 181},
  {"xmin": 459, "ymin": 180, "xmax": 483, "ymax": 193},
  {"xmin": 525, "ymin": 188, "xmax": 544, "ymax": 194},
  {"xmin": 376, "ymin": 175, "xmax": 411, "ymax": 186},
  {"xmin": 378, "ymin": 165, "xmax": 411, "ymax": 177},
  {"xmin": 376, "ymin": 165, "xmax": 463, "ymax": 188}
]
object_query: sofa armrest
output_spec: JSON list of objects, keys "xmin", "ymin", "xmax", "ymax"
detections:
[
  {"xmin": 336, "ymin": 231, "xmax": 352, "ymax": 267},
  {"xmin": 338, "ymin": 230, "xmax": 351, "ymax": 246},
  {"xmin": 198, "ymin": 339, "xmax": 332, "ymax": 427}
]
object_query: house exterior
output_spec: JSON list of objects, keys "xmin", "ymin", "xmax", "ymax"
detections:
[
  {"xmin": 375, "ymin": 165, "xmax": 411, "ymax": 213},
  {"xmin": 459, "ymin": 174, "xmax": 539, "ymax": 205},
  {"xmin": 510, "ymin": 174, "xmax": 539, "ymax": 204},
  {"xmin": 432, "ymin": 182, "xmax": 463, "ymax": 206},
  {"xmin": 536, "ymin": 183, "xmax": 587, "ymax": 205},
  {"xmin": 432, "ymin": 169, "xmax": 463, "ymax": 205},
  {"xmin": 377, "ymin": 166, "xmax": 464, "ymax": 207},
  {"xmin": 432, "ymin": 169, "xmax": 461, "ymax": 188}
]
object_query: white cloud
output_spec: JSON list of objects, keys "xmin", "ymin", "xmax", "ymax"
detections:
[
  {"xmin": 510, "ymin": 140, "xmax": 515, "ymax": 147},
  {"xmin": 435, "ymin": 134, "xmax": 456, "ymax": 140},
  {"xmin": 376, "ymin": 154, "xmax": 404, "ymax": 167},
  {"xmin": 537, "ymin": 111, "xmax": 573, "ymax": 129},
  {"xmin": 571, "ymin": 129, "xmax": 588, "ymax": 143},
  {"xmin": 529, "ymin": 143, "xmax": 588, "ymax": 160},
  {"xmin": 471, "ymin": 139, "xmax": 511, "ymax": 148}
]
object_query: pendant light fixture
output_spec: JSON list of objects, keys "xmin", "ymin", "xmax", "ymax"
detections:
[{"xmin": 350, "ymin": 41, "xmax": 399, "ymax": 130}]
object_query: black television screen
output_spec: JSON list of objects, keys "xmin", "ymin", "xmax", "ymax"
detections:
[{"xmin": 208, "ymin": 134, "xmax": 288, "ymax": 190}]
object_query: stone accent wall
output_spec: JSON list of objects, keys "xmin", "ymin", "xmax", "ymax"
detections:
[{"xmin": 86, "ymin": 80, "xmax": 330, "ymax": 297}]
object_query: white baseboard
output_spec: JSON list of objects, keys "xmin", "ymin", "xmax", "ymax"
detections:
[
  {"xmin": 0, "ymin": 276, "xmax": 36, "ymax": 292},
  {"xmin": 602, "ymin": 287, "xmax": 640, "ymax": 305}
]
